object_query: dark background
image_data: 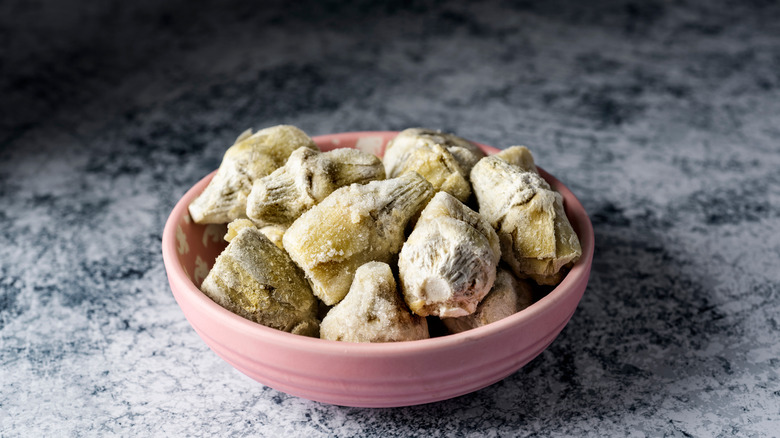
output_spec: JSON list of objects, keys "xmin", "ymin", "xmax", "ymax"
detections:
[{"xmin": 2, "ymin": 0, "xmax": 779, "ymax": 435}]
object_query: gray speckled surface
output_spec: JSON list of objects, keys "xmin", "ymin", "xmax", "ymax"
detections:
[{"xmin": 2, "ymin": 0, "xmax": 780, "ymax": 436}]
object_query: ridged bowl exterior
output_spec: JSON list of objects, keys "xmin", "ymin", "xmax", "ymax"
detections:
[{"xmin": 162, "ymin": 131, "xmax": 594, "ymax": 407}]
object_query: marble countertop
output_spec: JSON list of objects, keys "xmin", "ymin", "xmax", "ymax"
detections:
[{"xmin": 2, "ymin": 0, "xmax": 779, "ymax": 435}]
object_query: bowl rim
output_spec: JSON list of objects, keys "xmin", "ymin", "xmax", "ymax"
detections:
[{"xmin": 162, "ymin": 130, "xmax": 594, "ymax": 357}]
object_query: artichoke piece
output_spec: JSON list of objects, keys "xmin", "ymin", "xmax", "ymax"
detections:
[
  {"xmin": 383, "ymin": 128, "xmax": 485, "ymax": 202},
  {"xmin": 470, "ymin": 148, "xmax": 582, "ymax": 285},
  {"xmin": 399, "ymin": 191, "xmax": 501, "ymax": 317},
  {"xmin": 283, "ymin": 172, "xmax": 435, "ymax": 306},
  {"xmin": 188, "ymin": 125, "xmax": 318, "ymax": 224},
  {"xmin": 201, "ymin": 227, "xmax": 319, "ymax": 336},
  {"xmin": 246, "ymin": 147, "xmax": 385, "ymax": 227},
  {"xmin": 224, "ymin": 218, "xmax": 256, "ymax": 242},
  {"xmin": 223, "ymin": 219, "xmax": 285, "ymax": 249},
  {"xmin": 258, "ymin": 224, "xmax": 286, "ymax": 249},
  {"xmin": 320, "ymin": 262, "xmax": 429, "ymax": 342},
  {"xmin": 442, "ymin": 267, "xmax": 534, "ymax": 334},
  {"xmin": 494, "ymin": 145, "xmax": 537, "ymax": 173}
]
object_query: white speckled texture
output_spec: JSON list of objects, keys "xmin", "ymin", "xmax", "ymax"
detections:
[{"xmin": 2, "ymin": 0, "xmax": 780, "ymax": 436}]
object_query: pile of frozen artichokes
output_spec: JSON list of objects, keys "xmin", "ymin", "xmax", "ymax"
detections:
[{"xmin": 189, "ymin": 125, "xmax": 582, "ymax": 342}]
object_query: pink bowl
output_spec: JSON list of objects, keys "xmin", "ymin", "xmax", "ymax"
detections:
[{"xmin": 162, "ymin": 131, "xmax": 594, "ymax": 407}]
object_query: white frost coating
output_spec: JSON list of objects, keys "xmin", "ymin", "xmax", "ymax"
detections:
[
  {"xmin": 399, "ymin": 191, "xmax": 501, "ymax": 317},
  {"xmin": 223, "ymin": 218, "xmax": 256, "ymax": 242},
  {"xmin": 320, "ymin": 262, "xmax": 429, "ymax": 343},
  {"xmin": 188, "ymin": 125, "xmax": 318, "ymax": 224},
  {"xmin": 223, "ymin": 219, "xmax": 286, "ymax": 249},
  {"xmin": 200, "ymin": 227, "xmax": 319, "ymax": 336},
  {"xmin": 283, "ymin": 172, "xmax": 435, "ymax": 305},
  {"xmin": 471, "ymin": 150, "xmax": 582, "ymax": 285},
  {"xmin": 246, "ymin": 147, "xmax": 385, "ymax": 227},
  {"xmin": 442, "ymin": 267, "xmax": 535, "ymax": 333},
  {"xmin": 382, "ymin": 128, "xmax": 485, "ymax": 202}
]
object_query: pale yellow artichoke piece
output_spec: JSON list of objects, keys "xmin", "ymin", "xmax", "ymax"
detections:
[
  {"xmin": 188, "ymin": 125, "xmax": 318, "ymax": 224},
  {"xmin": 223, "ymin": 219, "xmax": 285, "ymax": 249},
  {"xmin": 495, "ymin": 146, "xmax": 537, "ymax": 173},
  {"xmin": 383, "ymin": 128, "xmax": 485, "ymax": 202},
  {"xmin": 502, "ymin": 191, "xmax": 582, "ymax": 285},
  {"xmin": 471, "ymin": 152, "xmax": 582, "ymax": 285},
  {"xmin": 246, "ymin": 147, "xmax": 385, "ymax": 227},
  {"xmin": 442, "ymin": 267, "xmax": 534, "ymax": 334},
  {"xmin": 259, "ymin": 225, "xmax": 286, "ymax": 249},
  {"xmin": 399, "ymin": 191, "xmax": 501, "ymax": 317},
  {"xmin": 224, "ymin": 218, "xmax": 256, "ymax": 242},
  {"xmin": 320, "ymin": 262, "xmax": 429, "ymax": 342},
  {"xmin": 283, "ymin": 172, "xmax": 435, "ymax": 306},
  {"xmin": 200, "ymin": 227, "xmax": 319, "ymax": 336}
]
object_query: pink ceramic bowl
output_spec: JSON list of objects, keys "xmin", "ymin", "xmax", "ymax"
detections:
[{"xmin": 162, "ymin": 131, "xmax": 594, "ymax": 407}]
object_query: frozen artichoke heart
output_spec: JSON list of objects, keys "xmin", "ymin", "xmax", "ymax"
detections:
[
  {"xmin": 283, "ymin": 172, "xmax": 435, "ymax": 306},
  {"xmin": 257, "ymin": 224, "xmax": 286, "ymax": 249},
  {"xmin": 320, "ymin": 262, "xmax": 429, "ymax": 342},
  {"xmin": 471, "ymin": 147, "xmax": 582, "ymax": 285},
  {"xmin": 247, "ymin": 147, "xmax": 385, "ymax": 227},
  {"xmin": 223, "ymin": 219, "xmax": 286, "ymax": 249},
  {"xmin": 383, "ymin": 128, "xmax": 485, "ymax": 202},
  {"xmin": 224, "ymin": 218, "xmax": 256, "ymax": 242},
  {"xmin": 200, "ymin": 227, "xmax": 319, "ymax": 337},
  {"xmin": 494, "ymin": 145, "xmax": 537, "ymax": 173},
  {"xmin": 442, "ymin": 267, "xmax": 534, "ymax": 334},
  {"xmin": 399, "ymin": 191, "xmax": 501, "ymax": 318},
  {"xmin": 188, "ymin": 125, "xmax": 318, "ymax": 224}
]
